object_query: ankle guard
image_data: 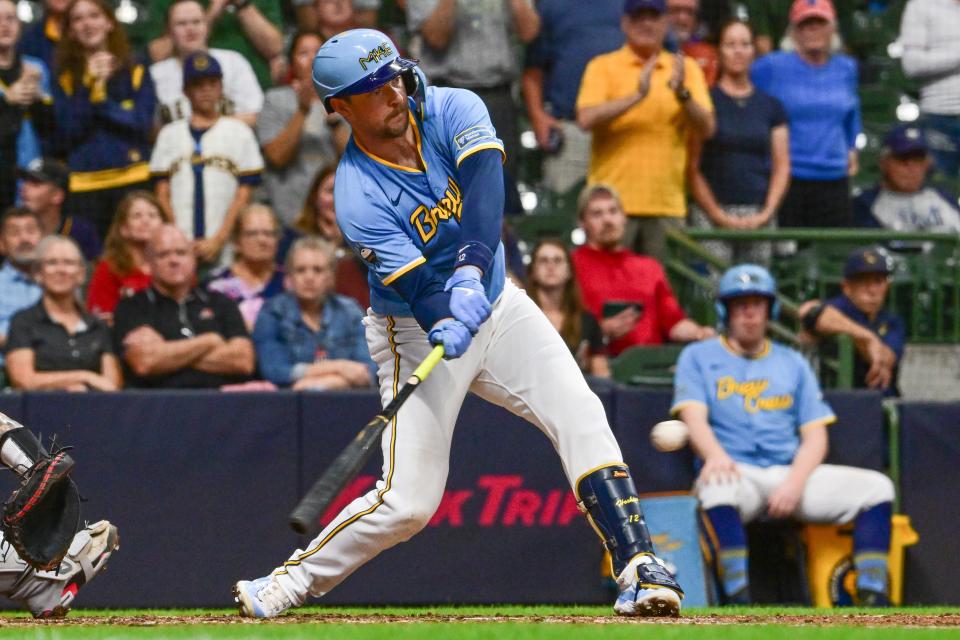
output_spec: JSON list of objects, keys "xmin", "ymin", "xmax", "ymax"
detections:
[{"xmin": 576, "ymin": 465, "xmax": 654, "ymax": 576}]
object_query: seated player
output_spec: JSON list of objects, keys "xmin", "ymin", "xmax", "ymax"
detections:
[
  {"xmin": 0, "ymin": 412, "xmax": 118, "ymax": 617},
  {"xmin": 672, "ymin": 264, "xmax": 895, "ymax": 606},
  {"xmin": 799, "ymin": 247, "xmax": 905, "ymax": 397}
]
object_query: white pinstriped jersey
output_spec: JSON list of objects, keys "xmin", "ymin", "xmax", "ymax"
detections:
[{"xmin": 149, "ymin": 116, "xmax": 264, "ymax": 240}]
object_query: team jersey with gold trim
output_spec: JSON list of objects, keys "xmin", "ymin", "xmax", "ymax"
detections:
[
  {"xmin": 334, "ymin": 85, "xmax": 506, "ymax": 318},
  {"xmin": 671, "ymin": 336, "xmax": 836, "ymax": 467}
]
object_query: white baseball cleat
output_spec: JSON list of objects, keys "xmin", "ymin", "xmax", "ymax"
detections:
[
  {"xmin": 613, "ymin": 554, "xmax": 683, "ymax": 617},
  {"xmin": 234, "ymin": 575, "xmax": 295, "ymax": 618}
]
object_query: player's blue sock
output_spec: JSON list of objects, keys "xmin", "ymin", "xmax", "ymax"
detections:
[
  {"xmin": 705, "ymin": 505, "xmax": 749, "ymax": 601},
  {"xmin": 853, "ymin": 502, "xmax": 892, "ymax": 594}
]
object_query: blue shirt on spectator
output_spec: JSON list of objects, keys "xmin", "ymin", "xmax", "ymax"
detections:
[
  {"xmin": 252, "ymin": 291, "xmax": 375, "ymax": 388},
  {"xmin": 826, "ymin": 293, "xmax": 905, "ymax": 397},
  {"xmin": 524, "ymin": 0, "xmax": 623, "ymax": 120},
  {"xmin": 700, "ymin": 86, "xmax": 788, "ymax": 206},
  {"xmin": 751, "ymin": 51, "xmax": 861, "ymax": 181},
  {"xmin": 0, "ymin": 260, "xmax": 42, "ymax": 366}
]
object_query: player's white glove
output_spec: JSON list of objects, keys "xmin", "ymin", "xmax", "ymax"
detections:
[
  {"xmin": 444, "ymin": 267, "xmax": 491, "ymax": 334},
  {"xmin": 428, "ymin": 319, "xmax": 472, "ymax": 359}
]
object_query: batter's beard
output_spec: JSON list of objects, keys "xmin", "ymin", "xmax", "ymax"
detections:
[{"xmin": 380, "ymin": 109, "xmax": 409, "ymax": 138}]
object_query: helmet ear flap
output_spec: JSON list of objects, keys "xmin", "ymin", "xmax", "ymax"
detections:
[{"xmin": 401, "ymin": 67, "xmax": 418, "ymax": 97}]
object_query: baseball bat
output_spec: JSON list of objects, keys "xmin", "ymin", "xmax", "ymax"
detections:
[{"xmin": 289, "ymin": 344, "xmax": 445, "ymax": 536}]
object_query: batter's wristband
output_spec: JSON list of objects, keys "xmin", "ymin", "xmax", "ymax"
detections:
[{"xmin": 455, "ymin": 241, "xmax": 494, "ymax": 273}]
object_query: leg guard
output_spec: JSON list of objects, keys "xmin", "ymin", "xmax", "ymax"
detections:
[
  {"xmin": 578, "ymin": 465, "xmax": 684, "ymax": 614},
  {"xmin": 576, "ymin": 465, "xmax": 656, "ymax": 577},
  {"xmin": 7, "ymin": 520, "xmax": 119, "ymax": 618}
]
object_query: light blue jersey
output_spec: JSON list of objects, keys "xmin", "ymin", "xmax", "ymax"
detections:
[
  {"xmin": 334, "ymin": 85, "xmax": 506, "ymax": 317},
  {"xmin": 671, "ymin": 337, "xmax": 835, "ymax": 467}
]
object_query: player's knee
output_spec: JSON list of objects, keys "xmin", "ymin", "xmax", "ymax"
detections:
[
  {"xmin": 384, "ymin": 491, "xmax": 443, "ymax": 540},
  {"xmin": 696, "ymin": 480, "xmax": 739, "ymax": 511},
  {"xmin": 864, "ymin": 471, "xmax": 896, "ymax": 506},
  {"xmin": 390, "ymin": 504, "xmax": 437, "ymax": 540}
]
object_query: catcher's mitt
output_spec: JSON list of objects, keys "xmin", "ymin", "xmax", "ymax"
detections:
[{"xmin": 2, "ymin": 451, "xmax": 80, "ymax": 571}]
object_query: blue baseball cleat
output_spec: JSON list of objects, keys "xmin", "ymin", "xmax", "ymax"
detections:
[
  {"xmin": 613, "ymin": 554, "xmax": 683, "ymax": 617},
  {"xmin": 233, "ymin": 575, "xmax": 295, "ymax": 618}
]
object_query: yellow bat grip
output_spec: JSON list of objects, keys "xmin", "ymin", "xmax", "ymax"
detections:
[{"xmin": 412, "ymin": 344, "xmax": 445, "ymax": 381}]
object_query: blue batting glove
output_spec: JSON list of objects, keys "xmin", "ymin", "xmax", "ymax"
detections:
[
  {"xmin": 428, "ymin": 319, "xmax": 473, "ymax": 359},
  {"xmin": 444, "ymin": 268, "xmax": 491, "ymax": 334}
]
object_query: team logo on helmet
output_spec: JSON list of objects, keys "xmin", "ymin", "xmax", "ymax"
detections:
[
  {"xmin": 358, "ymin": 42, "xmax": 394, "ymax": 71},
  {"xmin": 193, "ymin": 54, "xmax": 210, "ymax": 70}
]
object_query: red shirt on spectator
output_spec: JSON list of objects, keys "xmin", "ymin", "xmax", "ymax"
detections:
[
  {"xmin": 572, "ymin": 245, "xmax": 686, "ymax": 356},
  {"xmin": 87, "ymin": 261, "xmax": 152, "ymax": 318},
  {"xmin": 335, "ymin": 256, "xmax": 370, "ymax": 311},
  {"xmin": 683, "ymin": 41, "xmax": 718, "ymax": 86}
]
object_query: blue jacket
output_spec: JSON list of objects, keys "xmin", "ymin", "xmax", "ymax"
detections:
[
  {"xmin": 252, "ymin": 292, "xmax": 375, "ymax": 387},
  {"xmin": 52, "ymin": 61, "xmax": 155, "ymax": 192},
  {"xmin": 18, "ymin": 15, "xmax": 58, "ymax": 72}
]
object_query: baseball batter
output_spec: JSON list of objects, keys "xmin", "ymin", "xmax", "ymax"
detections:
[
  {"xmin": 672, "ymin": 264, "xmax": 895, "ymax": 606},
  {"xmin": 234, "ymin": 28, "xmax": 683, "ymax": 618}
]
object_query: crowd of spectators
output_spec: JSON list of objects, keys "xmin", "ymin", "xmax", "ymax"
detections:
[{"xmin": 0, "ymin": 0, "xmax": 951, "ymax": 394}]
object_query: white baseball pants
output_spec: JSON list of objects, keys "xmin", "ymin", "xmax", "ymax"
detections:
[
  {"xmin": 697, "ymin": 462, "xmax": 895, "ymax": 524},
  {"xmin": 275, "ymin": 279, "xmax": 623, "ymax": 601}
]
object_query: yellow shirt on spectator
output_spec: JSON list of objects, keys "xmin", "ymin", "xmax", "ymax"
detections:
[{"xmin": 577, "ymin": 46, "xmax": 712, "ymax": 218}]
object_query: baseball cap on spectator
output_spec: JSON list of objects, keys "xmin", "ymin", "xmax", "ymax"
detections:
[
  {"xmin": 790, "ymin": 0, "xmax": 836, "ymax": 24},
  {"xmin": 843, "ymin": 247, "xmax": 893, "ymax": 279},
  {"xmin": 17, "ymin": 157, "xmax": 69, "ymax": 191},
  {"xmin": 882, "ymin": 125, "xmax": 928, "ymax": 158},
  {"xmin": 182, "ymin": 51, "xmax": 222, "ymax": 88},
  {"xmin": 623, "ymin": 0, "xmax": 666, "ymax": 15}
]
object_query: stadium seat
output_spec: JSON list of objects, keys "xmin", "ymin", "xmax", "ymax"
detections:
[{"xmin": 611, "ymin": 344, "xmax": 685, "ymax": 387}]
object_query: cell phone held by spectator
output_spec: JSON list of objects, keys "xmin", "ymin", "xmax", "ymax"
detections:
[
  {"xmin": 602, "ymin": 301, "xmax": 644, "ymax": 318},
  {"xmin": 545, "ymin": 127, "xmax": 564, "ymax": 155}
]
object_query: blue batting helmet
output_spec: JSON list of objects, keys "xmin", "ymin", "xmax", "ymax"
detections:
[
  {"xmin": 715, "ymin": 264, "xmax": 780, "ymax": 325},
  {"xmin": 312, "ymin": 28, "xmax": 420, "ymax": 113}
]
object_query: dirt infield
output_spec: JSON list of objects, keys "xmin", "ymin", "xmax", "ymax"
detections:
[{"xmin": 3, "ymin": 613, "xmax": 960, "ymax": 628}]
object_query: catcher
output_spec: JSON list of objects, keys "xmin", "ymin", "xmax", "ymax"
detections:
[{"xmin": 0, "ymin": 412, "xmax": 118, "ymax": 618}]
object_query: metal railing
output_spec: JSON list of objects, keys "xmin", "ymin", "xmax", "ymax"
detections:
[
  {"xmin": 667, "ymin": 228, "xmax": 960, "ymax": 344},
  {"xmin": 662, "ymin": 228, "xmax": 878, "ymax": 388}
]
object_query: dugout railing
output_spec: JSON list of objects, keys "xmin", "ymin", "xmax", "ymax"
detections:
[{"xmin": 666, "ymin": 228, "xmax": 960, "ymax": 344}]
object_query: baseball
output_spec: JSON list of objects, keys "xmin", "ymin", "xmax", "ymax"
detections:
[{"xmin": 650, "ymin": 420, "xmax": 689, "ymax": 452}]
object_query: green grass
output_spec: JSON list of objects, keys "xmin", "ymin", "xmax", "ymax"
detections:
[{"xmin": 1, "ymin": 606, "xmax": 958, "ymax": 640}]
